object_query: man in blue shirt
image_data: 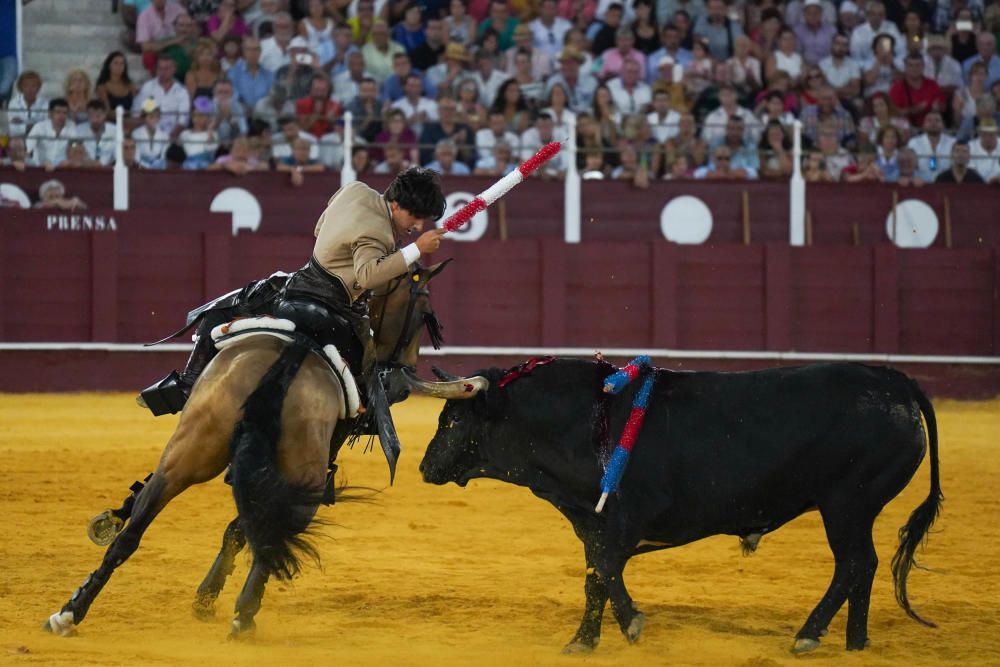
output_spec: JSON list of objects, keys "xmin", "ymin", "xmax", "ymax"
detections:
[
  {"xmin": 426, "ymin": 139, "xmax": 472, "ymax": 175},
  {"xmin": 227, "ymin": 36, "xmax": 275, "ymax": 109},
  {"xmin": 692, "ymin": 0, "xmax": 744, "ymax": 61},
  {"xmin": 0, "ymin": 0, "xmax": 16, "ymax": 104},
  {"xmin": 963, "ymin": 32, "xmax": 1000, "ymax": 88}
]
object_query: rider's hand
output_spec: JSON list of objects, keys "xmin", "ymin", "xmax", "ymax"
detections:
[{"xmin": 415, "ymin": 228, "xmax": 447, "ymax": 255}]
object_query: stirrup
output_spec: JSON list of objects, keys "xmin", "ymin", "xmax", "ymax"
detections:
[{"xmin": 136, "ymin": 370, "xmax": 190, "ymax": 416}]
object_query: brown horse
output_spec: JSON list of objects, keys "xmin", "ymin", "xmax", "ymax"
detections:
[{"xmin": 44, "ymin": 261, "xmax": 468, "ymax": 638}]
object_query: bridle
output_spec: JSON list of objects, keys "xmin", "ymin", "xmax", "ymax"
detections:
[{"xmin": 369, "ymin": 267, "xmax": 441, "ymax": 370}]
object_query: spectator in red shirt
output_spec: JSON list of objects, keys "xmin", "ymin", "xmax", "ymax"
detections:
[
  {"xmin": 295, "ymin": 73, "xmax": 342, "ymax": 138},
  {"xmin": 889, "ymin": 52, "xmax": 945, "ymax": 128}
]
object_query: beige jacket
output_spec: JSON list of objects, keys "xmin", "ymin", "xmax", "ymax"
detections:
[{"xmin": 312, "ymin": 181, "xmax": 408, "ymax": 303}]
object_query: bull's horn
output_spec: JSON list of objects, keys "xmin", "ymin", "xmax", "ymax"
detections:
[
  {"xmin": 431, "ymin": 366, "xmax": 462, "ymax": 382},
  {"xmin": 403, "ymin": 368, "xmax": 488, "ymax": 399}
]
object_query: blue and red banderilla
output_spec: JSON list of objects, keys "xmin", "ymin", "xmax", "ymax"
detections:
[{"xmin": 596, "ymin": 355, "xmax": 655, "ymax": 513}]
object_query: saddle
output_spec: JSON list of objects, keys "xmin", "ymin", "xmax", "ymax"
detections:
[{"xmin": 210, "ymin": 317, "xmax": 362, "ymax": 420}]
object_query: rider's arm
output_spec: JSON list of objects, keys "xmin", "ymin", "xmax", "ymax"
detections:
[{"xmin": 352, "ymin": 235, "xmax": 409, "ymax": 290}]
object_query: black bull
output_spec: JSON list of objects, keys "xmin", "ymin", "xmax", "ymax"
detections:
[{"xmin": 419, "ymin": 359, "xmax": 942, "ymax": 654}]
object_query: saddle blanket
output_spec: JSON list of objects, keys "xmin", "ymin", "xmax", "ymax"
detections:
[{"xmin": 209, "ymin": 317, "xmax": 361, "ymax": 420}]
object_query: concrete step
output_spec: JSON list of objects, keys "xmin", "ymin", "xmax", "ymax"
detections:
[
  {"xmin": 21, "ymin": 0, "xmax": 141, "ymax": 98},
  {"xmin": 24, "ymin": 23, "xmax": 124, "ymax": 44},
  {"xmin": 24, "ymin": 0, "xmax": 119, "ymax": 18}
]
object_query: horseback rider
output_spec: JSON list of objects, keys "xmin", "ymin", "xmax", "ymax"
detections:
[{"xmin": 138, "ymin": 167, "xmax": 448, "ymax": 415}]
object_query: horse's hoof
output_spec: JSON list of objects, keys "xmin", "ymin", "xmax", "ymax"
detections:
[
  {"xmin": 562, "ymin": 639, "xmax": 598, "ymax": 654},
  {"xmin": 192, "ymin": 595, "xmax": 216, "ymax": 621},
  {"xmin": 43, "ymin": 611, "xmax": 77, "ymax": 637},
  {"xmin": 846, "ymin": 638, "xmax": 871, "ymax": 651},
  {"xmin": 626, "ymin": 613, "xmax": 646, "ymax": 643},
  {"xmin": 791, "ymin": 637, "xmax": 820, "ymax": 654},
  {"xmin": 87, "ymin": 510, "xmax": 124, "ymax": 547}
]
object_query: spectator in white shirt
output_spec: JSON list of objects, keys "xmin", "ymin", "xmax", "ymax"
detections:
[
  {"xmin": 131, "ymin": 98, "xmax": 171, "ymax": 168},
  {"xmin": 259, "ymin": 11, "xmax": 295, "ymax": 71},
  {"xmin": 819, "ymin": 33, "xmax": 862, "ymax": 108},
  {"xmin": 26, "ymin": 98, "xmax": 77, "ymax": 168},
  {"xmin": 607, "ymin": 58, "xmax": 652, "ymax": 116},
  {"xmin": 475, "ymin": 110, "xmax": 520, "ymax": 161},
  {"xmin": 701, "ymin": 83, "xmax": 761, "ymax": 146},
  {"xmin": 906, "ymin": 110, "xmax": 956, "ymax": 179},
  {"xmin": 390, "ymin": 73, "xmax": 439, "ymax": 136},
  {"xmin": 530, "ymin": 0, "xmax": 572, "ymax": 59},
  {"xmin": 7, "ymin": 70, "xmax": 50, "ymax": 138},
  {"xmin": 272, "ymin": 115, "xmax": 320, "ymax": 161},
  {"xmin": 969, "ymin": 118, "xmax": 1000, "ymax": 182},
  {"xmin": 76, "ymin": 99, "xmax": 117, "ymax": 166},
  {"xmin": 133, "ymin": 53, "xmax": 191, "ymax": 137},
  {"xmin": 461, "ymin": 51, "xmax": 508, "ymax": 109},
  {"xmin": 519, "ymin": 111, "xmax": 566, "ymax": 177},
  {"xmin": 333, "ymin": 51, "xmax": 373, "ymax": 105},
  {"xmin": 849, "ymin": 0, "xmax": 904, "ymax": 67},
  {"xmin": 646, "ymin": 87, "xmax": 681, "ymax": 142},
  {"xmin": 924, "ymin": 34, "xmax": 964, "ymax": 92}
]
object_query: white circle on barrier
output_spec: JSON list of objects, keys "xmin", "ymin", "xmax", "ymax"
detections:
[
  {"xmin": 210, "ymin": 187, "xmax": 262, "ymax": 236},
  {"xmin": 0, "ymin": 183, "xmax": 31, "ymax": 208},
  {"xmin": 660, "ymin": 195, "xmax": 713, "ymax": 244},
  {"xmin": 437, "ymin": 191, "xmax": 488, "ymax": 241},
  {"xmin": 885, "ymin": 199, "xmax": 939, "ymax": 248}
]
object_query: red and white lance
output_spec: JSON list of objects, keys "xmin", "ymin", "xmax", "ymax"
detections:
[{"xmin": 440, "ymin": 142, "xmax": 562, "ymax": 233}]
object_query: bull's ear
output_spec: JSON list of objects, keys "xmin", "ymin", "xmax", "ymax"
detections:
[{"xmin": 425, "ymin": 258, "xmax": 453, "ymax": 282}]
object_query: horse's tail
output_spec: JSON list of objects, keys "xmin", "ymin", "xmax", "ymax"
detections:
[
  {"xmin": 230, "ymin": 340, "xmax": 324, "ymax": 581},
  {"xmin": 890, "ymin": 378, "xmax": 943, "ymax": 627}
]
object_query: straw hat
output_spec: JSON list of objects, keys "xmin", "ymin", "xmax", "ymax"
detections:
[
  {"xmin": 558, "ymin": 46, "xmax": 585, "ymax": 63},
  {"xmin": 444, "ymin": 42, "xmax": 470, "ymax": 62}
]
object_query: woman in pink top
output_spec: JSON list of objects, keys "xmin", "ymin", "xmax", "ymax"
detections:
[
  {"xmin": 558, "ymin": 0, "xmax": 596, "ymax": 30},
  {"xmin": 207, "ymin": 0, "xmax": 248, "ymax": 46}
]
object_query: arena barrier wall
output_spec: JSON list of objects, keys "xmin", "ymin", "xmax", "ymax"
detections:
[
  {"xmin": 4, "ymin": 170, "xmax": 1000, "ymax": 245},
  {"xmin": 1, "ymin": 201, "xmax": 998, "ymax": 396}
]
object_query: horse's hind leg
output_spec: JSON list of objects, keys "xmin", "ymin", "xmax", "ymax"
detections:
[
  {"xmin": 229, "ymin": 499, "xmax": 321, "ymax": 639},
  {"xmin": 230, "ymin": 559, "xmax": 270, "ymax": 638},
  {"xmin": 192, "ymin": 517, "xmax": 247, "ymax": 621},
  {"xmin": 45, "ymin": 471, "xmax": 178, "ymax": 635},
  {"xmin": 45, "ymin": 415, "xmax": 230, "ymax": 636}
]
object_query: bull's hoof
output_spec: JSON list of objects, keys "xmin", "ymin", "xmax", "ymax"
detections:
[
  {"xmin": 846, "ymin": 638, "xmax": 871, "ymax": 651},
  {"xmin": 43, "ymin": 611, "xmax": 77, "ymax": 637},
  {"xmin": 562, "ymin": 637, "xmax": 599, "ymax": 654},
  {"xmin": 791, "ymin": 637, "xmax": 820, "ymax": 654},
  {"xmin": 625, "ymin": 613, "xmax": 646, "ymax": 643},
  {"xmin": 87, "ymin": 510, "xmax": 124, "ymax": 547},
  {"xmin": 228, "ymin": 618, "xmax": 256, "ymax": 641},
  {"xmin": 192, "ymin": 594, "xmax": 216, "ymax": 621}
]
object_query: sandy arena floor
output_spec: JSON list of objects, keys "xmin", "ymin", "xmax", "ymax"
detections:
[{"xmin": 0, "ymin": 393, "xmax": 998, "ymax": 666}]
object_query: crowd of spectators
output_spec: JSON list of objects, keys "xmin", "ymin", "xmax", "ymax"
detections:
[{"xmin": 2, "ymin": 0, "xmax": 1000, "ymax": 186}]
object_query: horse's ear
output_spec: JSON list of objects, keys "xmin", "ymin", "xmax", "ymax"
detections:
[{"xmin": 425, "ymin": 258, "xmax": 453, "ymax": 282}]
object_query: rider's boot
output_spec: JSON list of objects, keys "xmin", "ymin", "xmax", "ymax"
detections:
[{"xmin": 136, "ymin": 330, "xmax": 218, "ymax": 415}]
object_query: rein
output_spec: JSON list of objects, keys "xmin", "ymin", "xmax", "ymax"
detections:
[{"xmin": 371, "ymin": 269, "xmax": 438, "ymax": 370}]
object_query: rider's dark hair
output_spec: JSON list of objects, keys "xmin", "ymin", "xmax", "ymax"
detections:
[{"xmin": 383, "ymin": 167, "xmax": 447, "ymax": 220}]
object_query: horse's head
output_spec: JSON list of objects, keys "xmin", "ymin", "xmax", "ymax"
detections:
[{"xmin": 368, "ymin": 259, "xmax": 451, "ymax": 403}]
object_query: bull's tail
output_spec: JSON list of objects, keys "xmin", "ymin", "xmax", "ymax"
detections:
[
  {"xmin": 230, "ymin": 341, "xmax": 324, "ymax": 581},
  {"xmin": 890, "ymin": 379, "xmax": 943, "ymax": 627}
]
